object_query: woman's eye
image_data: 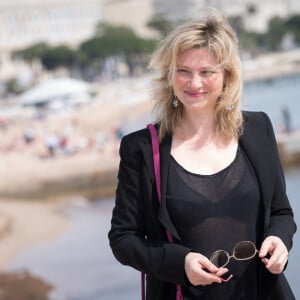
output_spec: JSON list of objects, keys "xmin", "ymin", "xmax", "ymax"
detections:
[
  {"xmin": 177, "ymin": 69, "xmax": 189, "ymax": 73},
  {"xmin": 200, "ymin": 70, "xmax": 215, "ymax": 77}
]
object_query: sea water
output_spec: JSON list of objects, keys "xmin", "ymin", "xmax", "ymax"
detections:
[{"xmin": 243, "ymin": 73, "xmax": 300, "ymax": 131}]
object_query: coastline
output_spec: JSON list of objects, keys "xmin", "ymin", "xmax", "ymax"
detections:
[
  {"xmin": 0, "ymin": 95, "xmax": 152, "ymax": 287},
  {"xmin": 0, "ymin": 198, "xmax": 69, "ymax": 299},
  {"xmin": 0, "ymin": 198, "xmax": 70, "ymax": 269},
  {"xmin": 243, "ymin": 48, "xmax": 300, "ymax": 82}
]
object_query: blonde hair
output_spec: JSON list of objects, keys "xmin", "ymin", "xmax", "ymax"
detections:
[{"xmin": 148, "ymin": 8, "xmax": 243, "ymax": 141}]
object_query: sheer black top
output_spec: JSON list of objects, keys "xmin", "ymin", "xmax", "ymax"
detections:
[{"xmin": 166, "ymin": 146, "xmax": 262, "ymax": 300}]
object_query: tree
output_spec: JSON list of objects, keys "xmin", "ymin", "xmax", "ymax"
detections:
[
  {"xmin": 285, "ymin": 15, "xmax": 300, "ymax": 44},
  {"xmin": 40, "ymin": 45, "xmax": 76, "ymax": 70},
  {"xmin": 12, "ymin": 42, "xmax": 49, "ymax": 62},
  {"xmin": 228, "ymin": 16, "xmax": 258, "ymax": 54},
  {"xmin": 228, "ymin": 16, "xmax": 245, "ymax": 37},
  {"xmin": 147, "ymin": 15, "xmax": 173, "ymax": 38},
  {"xmin": 80, "ymin": 23, "xmax": 157, "ymax": 75},
  {"xmin": 5, "ymin": 77, "xmax": 24, "ymax": 95},
  {"xmin": 266, "ymin": 17, "xmax": 287, "ymax": 51},
  {"xmin": 93, "ymin": 23, "xmax": 156, "ymax": 55}
]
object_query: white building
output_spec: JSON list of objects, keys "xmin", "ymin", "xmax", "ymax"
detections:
[
  {"xmin": 153, "ymin": 0, "xmax": 300, "ymax": 33},
  {"xmin": 102, "ymin": 0, "xmax": 156, "ymax": 38},
  {"xmin": 218, "ymin": 0, "xmax": 300, "ymax": 32},
  {"xmin": 0, "ymin": 0, "xmax": 103, "ymax": 80},
  {"xmin": 102, "ymin": 0, "xmax": 300, "ymax": 37},
  {"xmin": 0, "ymin": 0, "xmax": 102, "ymax": 52},
  {"xmin": 1, "ymin": 0, "xmax": 300, "ymax": 81}
]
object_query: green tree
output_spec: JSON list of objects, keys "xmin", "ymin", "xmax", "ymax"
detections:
[
  {"xmin": 12, "ymin": 42, "xmax": 49, "ymax": 62},
  {"xmin": 80, "ymin": 23, "xmax": 157, "ymax": 75},
  {"xmin": 5, "ymin": 77, "xmax": 24, "ymax": 95},
  {"xmin": 40, "ymin": 45, "xmax": 76, "ymax": 70},
  {"xmin": 88, "ymin": 23, "xmax": 156, "ymax": 56},
  {"xmin": 228, "ymin": 16, "xmax": 261, "ymax": 54},
  {"xmin": 147, "ymin": 15, "xmax": 173, "ymax": 38},
  {"xmin": 285, "ymin": 15, "xmax": 300, "ymax": 44},
  {"xmin": 265, "ymin": 17, "xmax": 286, "ymax": 51},
  {"xmin": 229, "ymin": 16, "xmax": 245, "ymax": 37}
]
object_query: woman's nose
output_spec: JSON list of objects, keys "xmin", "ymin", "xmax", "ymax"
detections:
[{"xmin": 189, "ymin": 74, "xmax": 203, "ymax": 88}]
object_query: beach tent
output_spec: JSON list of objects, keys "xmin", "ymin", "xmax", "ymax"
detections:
[{"xmin": 18, "ymin": 77, "xmax": 94, "ymax": 108}]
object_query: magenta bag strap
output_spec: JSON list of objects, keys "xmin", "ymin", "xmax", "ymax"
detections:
[{"xmin": 142, "ymin": 124, "xmax": 183, "ymax": 300}]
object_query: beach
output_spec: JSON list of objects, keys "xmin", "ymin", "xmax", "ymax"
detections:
[
  {"xmin": 0, "ymin": 49, "xmax": 300, "ymax": 298},
  {"xmin": 0, "ymin": 198, "xmax": 69, "ymax": 299},
  {"xmin": 0, "ymin": 75, "xmax": 153, "ymax": 298}
]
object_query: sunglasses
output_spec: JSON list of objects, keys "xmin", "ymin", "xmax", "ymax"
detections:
[{"xmin": 210, "ymin": 241, "xmax": 259, "ymax": 268}]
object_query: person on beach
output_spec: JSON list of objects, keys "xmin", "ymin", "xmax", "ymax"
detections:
[{"xmin": 108, "ymin": 8, "xmax": 297, "ymax": 300}]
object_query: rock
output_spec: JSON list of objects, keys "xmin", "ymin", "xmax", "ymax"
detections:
[{"xmin": 0, "ymin": 271, "xmax": 52, "ymax": 300}]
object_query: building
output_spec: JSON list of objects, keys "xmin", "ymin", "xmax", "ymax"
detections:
[
  {"xmin": 0, "ymin": 0, "xmax": 103, "ymax": 80},
  {"xmin": 102, "ymin": 0, "xmax": 156, "ymax": 38},
  {"xmin": 218, "ymin": 0, "xmax": 300, "ymax": 32},
  {"xmin": 2, "ymin": 0, "xmax": 300, "ymax": 81},
  {"xmin": 0, "ymin": 0, "xmax": 103, "ymax": 52},
  {"xmin": 102, "ymin": 0, "xmax": 300, "ymax": 37}
]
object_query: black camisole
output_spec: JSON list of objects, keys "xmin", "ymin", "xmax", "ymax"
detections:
[{"xmin": 166, "ymin": 146, "xmax": 262, "ymax": 300}]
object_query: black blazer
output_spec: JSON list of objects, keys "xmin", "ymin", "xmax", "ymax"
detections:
[{"xmin": 109, "ymin": 111, "xmax": 297, "ymax": 299}]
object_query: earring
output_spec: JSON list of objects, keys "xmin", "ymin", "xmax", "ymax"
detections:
[
  {"xmin": 173, "ymin": 96, "xmax": 179, "ymax": 108},
  {"xmin": 227, "ymin": 103, "xmax": 234, "ymax": 111}
]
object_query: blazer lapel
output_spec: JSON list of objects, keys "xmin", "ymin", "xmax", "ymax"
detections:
[
  {"xmin": 140, "ymin": 133, "xmax": 155, "ymax": 184},
  {"xmin": 157, "ymin": 133, "xmax": 182, "ymax": 241},
  {"xmin": 140, "ymin": 128, "xmax": 181, "ymax": 241},
  {"xmin": 239, "ymin": 114, "xmax": 274, "ymax": 223}
]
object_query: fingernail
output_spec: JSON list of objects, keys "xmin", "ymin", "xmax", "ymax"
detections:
[
  {"xmin": 221, "ymin": 274, "xmax": 233, "ymax": 282},
  {"xmin": 262, "ymin": 258, "xmax": 269, "ymax": 266}
]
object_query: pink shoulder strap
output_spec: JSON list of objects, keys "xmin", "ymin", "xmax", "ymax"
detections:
[
  {"xmin": 147, "ymin": 123, "xmax": 162, "ymax": 202},
  {"xmin": 142, "ymin": 124, "xmax": 182, "ymax": 300}
]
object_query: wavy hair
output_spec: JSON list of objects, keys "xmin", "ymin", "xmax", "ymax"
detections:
[{"xmin": 148, "ymin": 8, "xmax": 243, "ymax": 142}]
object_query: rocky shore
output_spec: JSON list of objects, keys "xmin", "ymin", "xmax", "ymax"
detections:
[
  {"xmin": 0, "ymin": 271, "xmax": 52, "ymax": 300},
  {"xmin": 0, "ymin": 199, "xmax": 69, "ymax": 299}
]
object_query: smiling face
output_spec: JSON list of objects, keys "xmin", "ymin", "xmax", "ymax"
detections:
[{"xmin": 173, "ymin": 47, "xmax": 225, "ymax": 114}]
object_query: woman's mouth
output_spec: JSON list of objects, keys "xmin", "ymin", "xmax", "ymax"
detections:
[{"xmin": 185, "ymin": 90, "xmax": 206, "ymax": 97}]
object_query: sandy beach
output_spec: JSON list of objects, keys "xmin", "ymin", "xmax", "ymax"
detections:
[
  {"xmin": 0, "ymin": 49, "xmax": 299, "ymax": 298},
  {"xmin": 0, "ymin": 75, "xmax": 153, "ymax": 298},
  {"xmin": 0, "ymin": 198, "xmax": 69, "ymax": 299},
  {"xmin": 0, "ymin": 198, "xmax": 70, "ymax": 269}
]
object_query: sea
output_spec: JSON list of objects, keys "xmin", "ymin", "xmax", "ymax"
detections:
[{"xmin": 6, "ymin": 73, "xmax": 300, "ymax": 300}]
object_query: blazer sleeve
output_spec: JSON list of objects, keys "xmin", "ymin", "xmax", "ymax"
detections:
[
  {"xmin": 262, "ymin": 112, "xmax": 297, "ymax": 250},
  {"xmin": 108, "ymin": 134, "xmax": 191, "ymax": 286}
]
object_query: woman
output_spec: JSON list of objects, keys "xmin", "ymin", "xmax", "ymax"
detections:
[{"xmin": 108, "ymin": 9, "xmax": 297, "ymax": 300}]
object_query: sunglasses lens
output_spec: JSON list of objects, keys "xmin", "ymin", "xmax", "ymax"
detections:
[
  {"xmin": 234, "ymin": 241, "xmax": 256, "ymax": 259},
  {"xmin": 210, "ymin": 250, "xmax": 229, "ymax": 268}
]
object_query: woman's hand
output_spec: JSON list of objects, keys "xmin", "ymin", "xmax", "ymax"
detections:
[
  {"xmin": 184, "ymin": 252, "xmax": 229, "ymax": 286},
  {"xmin": 259, "ymin": 235, "xmax": 289, "ymax": 274}
]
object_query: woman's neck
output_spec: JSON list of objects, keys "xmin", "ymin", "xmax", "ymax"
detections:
[{"xmin": 176, "ymin": 110, "xmax": 219, "ymax": 144}]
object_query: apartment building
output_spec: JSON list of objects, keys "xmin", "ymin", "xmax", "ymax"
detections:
[
  {"xmin": 103, "ymin": 0, "xmax": 300, "ymax": 37},
  {"xmin": 219, "ymin": 0, "xmax": 300, "ymax": 32},
  {"xmin": 1, "ymin": 0, "xmax": 299, "ymax": 80},
  {"xmin": 0, "ymin": 0, "xmax": 102, "ymax": 52},
  {"xmin": 102, "ymin": 0, "xmax": 156, "ymax": 38},
  {"xmin": 0, "ymin": 0, "xmax": 102, "ymax": 79}
]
